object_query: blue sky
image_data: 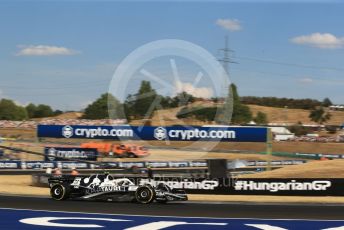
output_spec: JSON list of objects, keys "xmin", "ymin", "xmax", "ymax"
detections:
[{"xmin": 0, "ymin": 1, "xmax": 344, "ymax": 110}]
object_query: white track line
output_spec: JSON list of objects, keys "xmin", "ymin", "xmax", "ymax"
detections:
[{"xmin": 0, "ymin": 207, "xmax": 343, "ymax": 222}]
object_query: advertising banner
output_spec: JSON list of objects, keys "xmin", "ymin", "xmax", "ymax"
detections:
[
  {"xmin": 22, "ymin": 161, "xmax": 56, "ymax": 170},
  {"xmin": 0, "ymin": 161, "xmax": 20, "ymax": 169},
  {"xmin": 44, "ymin": 147, "xmax": 98, "ymax": 161},
  {"xmin": 132, "ymin": 177, "xmax": 344, "ymax": 196},
  {"xmin": 37, "ymin": 125, "xmax": 268, "ymax": 142}
]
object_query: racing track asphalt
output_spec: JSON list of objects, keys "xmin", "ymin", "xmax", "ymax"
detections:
[{"xmin": 0, "ymin": 195, "xmax": 344, "ymax": 220}]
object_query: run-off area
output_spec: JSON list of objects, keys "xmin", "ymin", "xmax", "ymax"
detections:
[{"xmin": 0, "ymin": 208, "xmax": 343, "ymax": 230}]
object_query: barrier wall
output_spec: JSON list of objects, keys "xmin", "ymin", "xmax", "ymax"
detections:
[
  {"xmin": 135, "ymin": 177, "xmax": 344, "ymax": 196},
  {"xmin": 0, "ymin": 160, "xmax": 306, "ymax": 170},
  {"xmin": 37, "ymin": 125, "xmax": 268, "ymax": 142}
]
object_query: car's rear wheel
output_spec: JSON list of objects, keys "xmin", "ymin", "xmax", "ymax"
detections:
[
  {"xmin": 135, "ymin": 185, "xmax": 155, "ymax": 204},
  {"xmin": 50, "ymin": 184, "xmax": 69, "ymax": 201}
]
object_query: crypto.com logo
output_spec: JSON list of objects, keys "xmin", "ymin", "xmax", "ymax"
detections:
[
  {"xmin": 62, "ymin": 125, "xmax": 73, "ymax": 138},
  {"xmin": 47, "ymin": 148, "xmax": 56, "ymax": 161},
  {"xmin": 108, "ymin": 39, "xmax": 232, "ymax": 151},
  {"xmin": 154, "ymin": 127, "xmax": 167, "ymax": 140}
]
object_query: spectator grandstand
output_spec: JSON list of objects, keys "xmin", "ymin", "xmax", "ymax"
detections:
[
  {"xmin": 289, "ymin": 135, "xmax": 342, "ymax": 143},
  {"xmin": 329, "ymin": 105, "xmax": 344, "ymax": 111},
  {"xmin": 0, "ymin": 119, "xmax": 127, "ymax": 129}
]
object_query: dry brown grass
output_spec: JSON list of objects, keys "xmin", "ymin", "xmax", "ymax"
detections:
[
  {"xmin": 0, "ymin": 175, "xmax": 48, "ymax": 196},
  {"xmin": 54, "ymin": 112, "xmax": 83, "ymax": 119},
  {"xmin": 120, "ymin": 141, "xmax": 344, "ymax": 155},
  {"xmin": 0, "ymin": 128, "xmax": 35, "ymax": 139},
  {"xmin": 1, "ymin": 140, "xmax": 284, "ymax": 162},
  {"xmin": 100, "ymin": 149, "xmax": 285, "ymax": 162},
  {"xmin": 239, "ymin": 159, "xmax": 344, "ymax": 178},
  {"xmin": 248, "ymin": 104, "xmax": 344, "ymax": 125}
]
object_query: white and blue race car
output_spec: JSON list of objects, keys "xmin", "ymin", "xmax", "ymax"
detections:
[{"xmin": 48, "ymin": 174, "xmax": 188, "ymax": 204}]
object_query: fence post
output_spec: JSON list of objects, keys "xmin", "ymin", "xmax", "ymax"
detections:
[{"xmin": 266, "ymin": 128, "xmax": 273, "ymax": 171}]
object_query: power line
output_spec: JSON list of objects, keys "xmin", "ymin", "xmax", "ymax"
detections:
[
  {"xmin": 236, "ymin": 56, "xmax": 344, "ymax": 72},
  {"xmin": 231, "ymin": 67, "xmax": 344, "ymax": 83}
]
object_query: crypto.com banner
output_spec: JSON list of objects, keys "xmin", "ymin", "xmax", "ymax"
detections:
[
  {"xmin": 37, "ymin": 125, "xmax": 268, "ymax": 142},
  {"xmin": 44, "ymin": 147, "xmax": 98, "ymax": 161}
]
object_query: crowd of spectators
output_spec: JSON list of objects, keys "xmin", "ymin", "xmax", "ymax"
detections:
[
  {"xmin": 0, "ymin": 119, "xmax": 127, "ymax": 129},
  {"xmin": 289, "ymin": 135, "xmax": 344, "ymax": 143},
  {"xmin": 0, "ymin": 120, "xmax": 36, "ymax": 129}
]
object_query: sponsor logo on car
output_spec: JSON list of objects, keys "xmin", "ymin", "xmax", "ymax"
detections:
[{"xmin": 87, "ymin": 186, "xmax": 126, "ymax": 194}]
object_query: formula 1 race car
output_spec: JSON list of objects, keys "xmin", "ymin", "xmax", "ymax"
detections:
[{"xmin": 48, "ymin": 174, "xmax": 188, "ymax": 204}]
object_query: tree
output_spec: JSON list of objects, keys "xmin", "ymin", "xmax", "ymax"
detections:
[
  {"xmin": 160, "ymin": 96, "xmax": 173, "ymax": 108},
  {"xmin": 254, "ymin": 111, "xmax": 268, "ymax": 125},
  {"xmin": 25, "ymin": 103, "xmax": 37, "ymax": 118},
  {"xmin": 176, "ymin": 106, "xmax": 217, "ymax": 122},
  {"xmin": 26, "ymin": 103, "xmax": 55, "ymax": 118},
  {"xmin": 34, "ymin": 104, "xmax": 54, "ymax": 118},
  {"xmin": 309, "ymin": 107, "xmax": 331, "ymax": 124},
  {"xmin": 83, "ymin": 93, "xmax": 122, "ymax": 119},
  {"xmin": 322, "ymin": 98, "xmax": 332, "ymax": 107},
  {"xmin": 0, "ymin": 99, "xmax": 28, "ymax": 120},
  {"xmin": 221, "ymin": 84, "xmax": 252, "ymax": 124},
  {"xmin": 53, "ymin": 110, "xmax": 63, "ymax": 116},
  {"xmin": 123, "ymin": 94, "xmax": 135, "ymax": 121},
  {"xmin": 289, "ymin": 123, "xmax": 311, "ymax": 136},
  {"xmin": 130, "ymin": 81, "xmax": 158, "ymax": 119},
  {"xmin": 170, "ymin": 92, "xmax": 195, "ymax": 107},
  {"xmin": 231, "ymin": 103, "xmax": 252, "ymax": 124}
]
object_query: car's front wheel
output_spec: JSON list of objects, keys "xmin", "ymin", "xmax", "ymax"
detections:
[
  {"xmin": 50, "ymin": 184, "xmax": 69, "ymax": 201},
  {"xmin": 135, "ymin": 185, "xmax": 155, "ymax": 204}
]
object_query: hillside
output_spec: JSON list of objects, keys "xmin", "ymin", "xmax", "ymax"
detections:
[
  {"xmin": 54, "ymin": 112, "xmax": 83, "ymax": 119},
  {"xmin": 30, "ymin": 112, "xmax": 83, "ymax": 121},
  {"xmin": 248, "ymin": 104, "xmax": 344, "ymax": 125},
  {"xmin": 3, "ymin": 102, "xmax": 344, "ymax": 127},
  {"xmin": 131, "ymin": 101, "xmax": 217, "ymax": 126},
  {"xmin": 136, "ymin": 103, "xmax": 344, "ymax": 126}
]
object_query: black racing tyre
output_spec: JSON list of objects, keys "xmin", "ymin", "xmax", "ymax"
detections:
[
  {"xmin": 127, "ymin": 152, "xmax": 136, "ymax": 158},
  {"xmin": 135, "ymin": 185, "xmax": 155, "ymax": 204},
  {"xmin": 50, "ymin": 184, "xmax": 69, "ymax": 201}
]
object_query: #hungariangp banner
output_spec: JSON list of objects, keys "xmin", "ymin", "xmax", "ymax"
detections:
[{"xmin": 37, "ymin": 125, "xmax": 268, "ymax": 142}]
